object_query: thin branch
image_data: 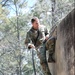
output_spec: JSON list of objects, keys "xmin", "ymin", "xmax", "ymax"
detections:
[{"xmin": 2, "ymin": 0, "xmax": 9, "ymax": 7}]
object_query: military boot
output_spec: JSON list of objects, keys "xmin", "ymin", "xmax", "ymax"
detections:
[
  {"xmin": 48, "ymin": 43, "xmax": 56, "ymax": 63},
  {"xmin": 48, "ymin": 53, "xmax": 55, "ymax": 63}
]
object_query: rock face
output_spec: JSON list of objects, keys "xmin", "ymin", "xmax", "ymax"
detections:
[{"xmin": 48, "ymin": 8, "xmax": 75, "ymax": 75}]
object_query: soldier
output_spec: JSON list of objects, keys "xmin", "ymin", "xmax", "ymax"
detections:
[{"xmin": 25, "ymin": 17, "xmax": 56, "ymax": 75}]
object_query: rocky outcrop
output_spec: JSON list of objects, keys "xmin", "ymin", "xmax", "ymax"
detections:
[{"xmin": 48, "ymin": 8, "xmax": 75, "ymax": 75}]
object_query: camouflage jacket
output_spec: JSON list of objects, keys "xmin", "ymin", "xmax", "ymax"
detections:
[{"xmin": 25, "ymin": 25, "xmax": 49, "ymax": 48}]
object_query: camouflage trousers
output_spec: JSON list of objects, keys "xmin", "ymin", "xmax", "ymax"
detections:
[
  {"xmin": 46, "ymin": 37, "xmax": 56, "ymax": 53},
  {"xmin": 37, "ymin": 37, "xmax": 56, "ymax": 75}
]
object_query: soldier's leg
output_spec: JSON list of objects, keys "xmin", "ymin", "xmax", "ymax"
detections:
[
  {"xmin": 37, "ymin": 44, "xmax": 52, "ymax": 75},
  {"xmin": 46, "ymin": 37, "xmax": 56, "ymax": 63}
]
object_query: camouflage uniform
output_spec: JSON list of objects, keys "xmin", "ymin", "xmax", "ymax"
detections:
[
  {"xmin": 25, "ymin": 25, "xmax": 56, "ymax": 75},
  {"xmin": 46, "ymin": 37, "xmax": 56, "ymax": 62}
]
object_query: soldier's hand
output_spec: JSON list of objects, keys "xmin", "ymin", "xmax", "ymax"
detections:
[
  {"xmin": 45, "ymin": 37, "xmax": 49, "ymax": 40},
  {"xmin": 45, "ymin": 35, "xmax": 49, "ymax": 40},
  {"xmin": 28, "ymin": 44, "xmax": 35, "ymax": 49}
]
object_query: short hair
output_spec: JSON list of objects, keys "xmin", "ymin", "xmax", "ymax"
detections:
[{"xmin": 31, "ymin": 17, "xmax": 39, "ymax": 23}]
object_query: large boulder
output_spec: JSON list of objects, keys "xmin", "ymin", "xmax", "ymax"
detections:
[{"xmin": 48, "ymin": 8, "xmax": 75, "ymax": 75}]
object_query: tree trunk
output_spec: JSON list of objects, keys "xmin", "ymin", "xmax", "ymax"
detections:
[
  {"xmin": 51, "ymin": 0, "xmax": 56, "ymax": 26},
  {"xmin": 15, "ymin": 1, "xmax": 21, "ymax": 75}
]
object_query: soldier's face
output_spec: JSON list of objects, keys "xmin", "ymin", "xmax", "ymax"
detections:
[{"xmin": 32, "ymin": 20, "xmax": 39, "ymax": 30}]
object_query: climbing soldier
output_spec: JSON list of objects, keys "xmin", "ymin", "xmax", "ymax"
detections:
[{"xmin": 25, "ymin": 17, "xmax": 56, "ymax": 75}]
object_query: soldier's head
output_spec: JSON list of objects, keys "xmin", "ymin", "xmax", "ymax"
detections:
[{"xmin": 31, "ymin": 17, "xmax": 40, "ymax": 30}]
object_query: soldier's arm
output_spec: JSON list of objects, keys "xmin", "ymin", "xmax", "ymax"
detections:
[
  {"xmin": 25, "ymin": 32, "xmax": 35, "ymax": 49},
  {"xmin": 25, "ymin": 32, "xmax": 31, "ymax": 48},
  {"xmin": 45, "ymin": 27, "xmax": 49, "ymax": 40},
  {"xmin": 45, "ymin": 27, "xmax": 49, "ymax": 36}
]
